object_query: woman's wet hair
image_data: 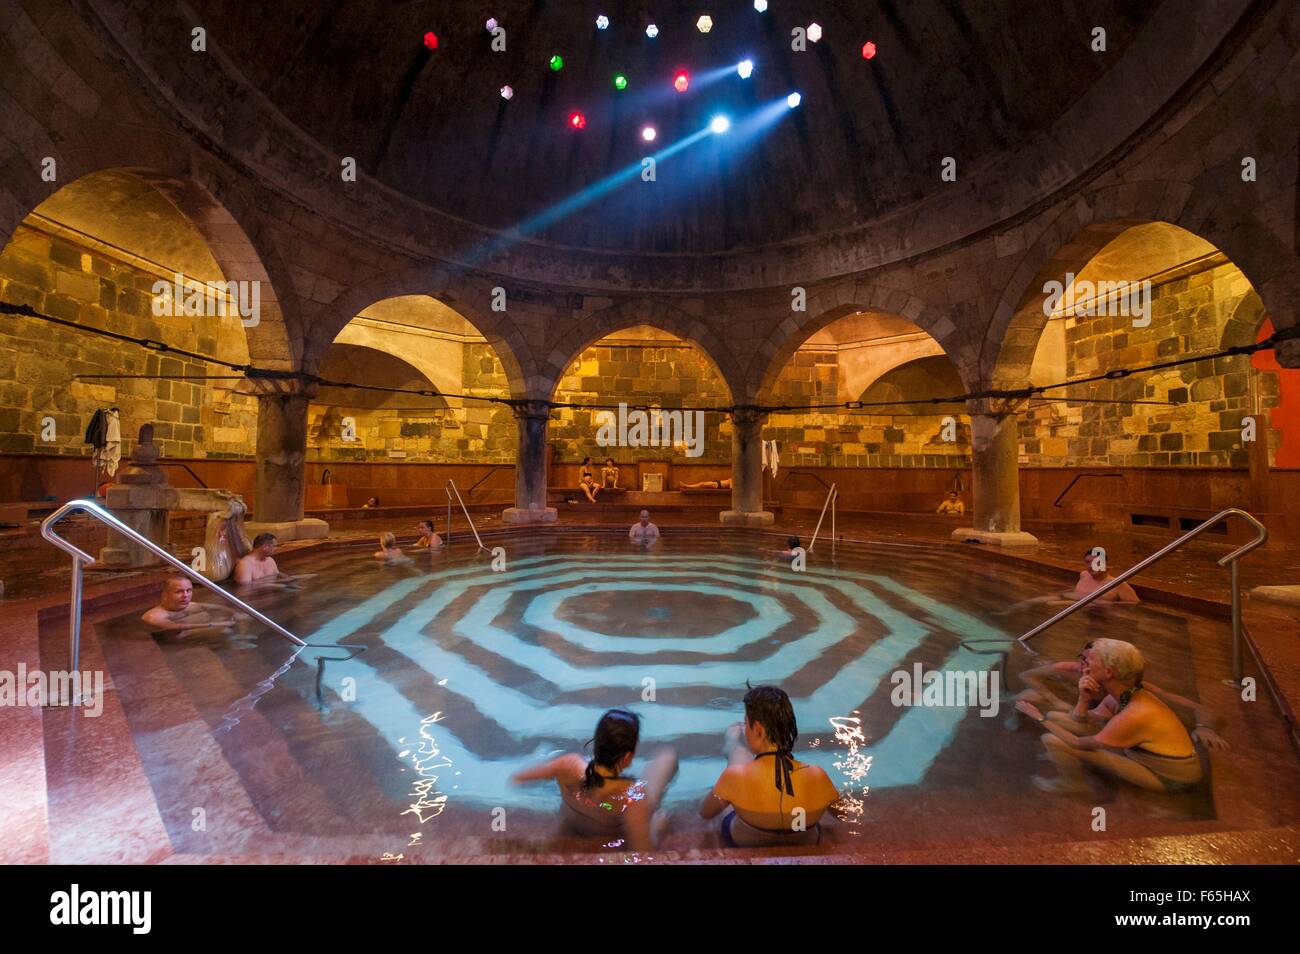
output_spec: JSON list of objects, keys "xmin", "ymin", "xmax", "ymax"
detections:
[
  {"xmin": 380, "ymin": 532, "xmax": 396, "ymax": 549},
  {"xmin": 787, "ymin": 536, "xmax": 800, "ymax": 549},
  {"xmin": 582, "ymin": 456, "xmax": 592, "ymax": 465},
  {"xmin": 743, "ymin": 683, "xmax": 798, "ymax": 753},
  {"xmin": 583, "ymin": 708, "xmax": 641, "ymax": 788}
]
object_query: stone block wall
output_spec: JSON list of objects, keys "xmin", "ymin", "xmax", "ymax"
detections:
[
  {"xmin": 0, "ymin": 224, "xmax": 258, "ymax": 462},
  {"xmin": 1019, "ymin": 262, "xmax": 1274, "ymax": 467},
  {"xmin": 548, "ymin": 339, "xmax": 732, "ymax": 462},
  {"xmin": 306, "ymin": 342, "xmax": 517, "ymax": 463},
  {"xmin": 765, "ymin": 349, "xmax": 972, "ymax": 468}
]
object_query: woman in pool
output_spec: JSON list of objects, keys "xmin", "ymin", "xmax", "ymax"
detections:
[
  {"xmin": 373, "ymin": 532, "xmax": 410, "ymax": 564},
  {"xmin": 414, "ymin": 518, "xmax": 443, "ymax": 550},
  {"xmin": 511, "ymin": 708, "xmax": 678, "ymax": 852},
  {"xmin": 700, "ymin": 685, "xmax": 839, "ymax": 847},
  {"xmin": 578, "ymin": 456, "xmax": 600, "ymax": 503}
]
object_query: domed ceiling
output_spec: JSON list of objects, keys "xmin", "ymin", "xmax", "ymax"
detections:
[{"xmin": 180, "ymin": 1, "xmax": 1160, "ymax": 255}]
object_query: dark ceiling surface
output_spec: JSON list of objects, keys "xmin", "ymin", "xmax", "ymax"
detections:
[{"xmin": 187, "ymin": 0, "xmax": 1158, "ymax": 255}]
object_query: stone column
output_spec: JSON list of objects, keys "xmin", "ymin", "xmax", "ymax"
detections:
[
  {"xmin": 952, "ymin": 399, "xmax": 1037, "ymax": 546},
  {"xmin": 503, "ymin": 400, "xmax": 557, "ymax": 524},
  {"xmin": 720, "ymin": 407, "xmax": 774, "ymax": 526},
  {"xmin": 242, "ymin": 377, "xmax": 328, "ymax": 540}
]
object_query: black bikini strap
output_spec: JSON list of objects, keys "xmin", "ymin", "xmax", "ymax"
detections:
[{"xmin": 754, "ymin": 750, "xmax": 795, "ymax": 796}]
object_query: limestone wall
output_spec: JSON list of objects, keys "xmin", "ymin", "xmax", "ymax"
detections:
[
  {"xmin": 1019, "ymin": 262, "xmax": 1274, "ymax": 467},
  {"xmin": 0, "ymin": 224, "xmax": 258, "ymax": 461}
]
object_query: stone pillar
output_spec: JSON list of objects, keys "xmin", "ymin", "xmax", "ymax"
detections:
[
  {"xmin": 503, "ymin": 400, "xmax": 557, "ymax": 524},
  {"xmin": 242, "ymin": 378, "xmax": 328, "ymax": 541},
  {"xmin": 720, "ymin": 407, "xmax": 774, "ymax": 526},
  {"xmin": 952, "ymin": 400, "xmax": 1037, "ymax": 546}
]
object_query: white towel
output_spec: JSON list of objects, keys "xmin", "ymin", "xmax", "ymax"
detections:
[
  {"xmin": 98, "ymin": 409, "xmax": 122, "ymax": 477},
  {"xmin": 764, "ymin": 440, "xmax": 780, "ymax": 478}
]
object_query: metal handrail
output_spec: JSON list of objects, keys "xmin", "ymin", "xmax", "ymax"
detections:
[
  {"xmin": 1018, "ymin": 508, "xmax": 1268, "ymax": 682},
  {"xmin": 1053, "ymin": 472, "xmax": 1123, "ymax": 508},
  {"xmin": 157, "ymin": 462, "xmax": 210, "ymax": 489},
  {"xmin": 779, "ymin": 469, "xmax": 833, "ymax": 493},
  {"xmin": 466, "ymin": 465, "xmax": 512, "ymax": 498},
  {"xmin": 41, "ymin": 500, "xmax": 305, "ymax": 674},
  {"xmin": 806, "ymin": 484, "xmax": 838, "ymax": 554},
  {"xmin": 445, "ymin": 480, "xmax": 490, "ymax": 552}
]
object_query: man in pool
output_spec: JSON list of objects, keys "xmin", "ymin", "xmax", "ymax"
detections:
[
  {"xmin": 935, "ymin": 491, "xmax": 965, "ymax": 515},
  {"xmin": 700, "ymin": 685, "xmax": 840, "ymax": 847},
  {"xmin": 233, "ymin": 533, "xmax": 305, "ymax": 588},
  {"xmin": 140, "ymin": 575, "xmax": 239, "ymax": 636},
  {"xmin": 511, "ymin": 708, "xmax": 678, "ymax": 852},
  {"xmin": 1017, "ymin": 638, "xmax": 1204, "ymax": 795},
  {"xmin": 1008, "ymin": 548, "xmax": 1141, "ymax": 611},
  {"xmin": 629, "ymin": 509, "xmax": 659, "ymax": 546}
]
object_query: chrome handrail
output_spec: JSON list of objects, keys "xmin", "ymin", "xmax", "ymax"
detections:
[
  {"xmin": 1017, "ymin": 508, "xmax": 1268, "ymax": 682},
  {"xmin": 445, "ymin": 480, "xmax": 490, "ymax": 552},
  {"xmin": 806, "ymin": 483, "xmax": 838, "ymax": 554},
  {"xmin": 41, "ymin": 500, "xmax": 305, "ymax": 674}
]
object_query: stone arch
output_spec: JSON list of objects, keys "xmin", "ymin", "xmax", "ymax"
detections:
[
  {"xmin": 749, "ymin": 284, "xmax": 967, "ymax": 405},
  {"xmin": 542, "ymin": 298, "xmax": 740, "ymax": 403},
  {"xmin": 1221, "ymin": 290, "xmax": 1270, "ymax": 350},
  {"xmin": 987, "ymin": 180, "xmax": 1299, "ymax": 389},
  {"xmin": 0, "ymin": 139, "xmax": 300, "ymax": 371},
  {"xmin": 310, "ymin": 266, "xmax": 533, "ymax": 400}
]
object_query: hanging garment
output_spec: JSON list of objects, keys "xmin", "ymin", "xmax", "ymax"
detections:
[
  {"xmin": 766, "ymin": 440, "xmax": 780, "ymax": 478},
  {"xmin": 84, "ymin": 408, "xmax": 108, "ymax": 448},
  {"xmin": 95, "ymin": 409, "xmax": 122, "ymax": 477},
  {"xmin": 761, "ymin": 439, "xmax": 770, "ymax": 472}
]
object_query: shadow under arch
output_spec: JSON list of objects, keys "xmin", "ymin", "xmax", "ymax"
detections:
[
  {"xmin": 753, "ymin": 301, "xmax": 968, "ymax": 408},
  {"xmin": 311, "ymin": 268, "xmax": 532, "ymax": 401},
  {"xmin": 543, "ymin": 299, "xmax": 740, "ymax": 405},
  {"xmin": 3, "ymin": 165, "xmax": 299, "ymax": 372}
]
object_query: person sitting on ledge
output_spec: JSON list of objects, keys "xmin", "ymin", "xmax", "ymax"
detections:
[
  {"xmin": 511, "ymin": 708, "xmax": 678, "ymax": 852},
  {"xmin": 602, "ymin": 457, "xmax": 621, "ymax": 490},
  {"xmin": 373, "ymin": 532, "xmax": 411, "ymax": 564},
  {"xmin": 1017, "ymin": 638, "xmax": 1204, "ymax": 795},
  {"xmin": 700, "ymin": 684, "xmax": 839, "ymax": 848},
  {"xmin": 141, "ymin": 575, "xmax": 239, "ymax": 636},
  {"xmin": 579, "ymin": 456, "xmax": 600, "ymax": 503},
  {"xmin": 233, "ymin": 533, "xmax": 304, "ymax": 588},
  {"xmin": 936, "ymin": 491, "xmax": 965, "ymax": 515},
  {"xmin": 680, "ymin": 477, "xmax": 732, "ymax": 490},
  {"xmin": 1015, "ymin": 640, "xmax": 1228, "ymax": 750},
  {"xmin": 413, "ymin": 519, "xmax": 443, "ymax": 550},
  {"xmin": 362, "ymin": 496, "xmax": 379, "ymax": 509},
  {"xmin": 629, "ymin": 509, "xmax": 660, "ymax": 546}
]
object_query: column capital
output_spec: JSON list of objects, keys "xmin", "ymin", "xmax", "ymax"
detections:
[
  {"xmin": 730, "ymin": 405, "xmax": 769, "ymax": 426},
  {"xmin": 237, "ymin": 373, "xmax": 318, "ymax": 400},
  {"xmin": 510, "ymin": 398, "xmax": 554, "ymax": 421},
  {"xmin": 965, "ymin": 396, "xmax": 1025, "ymax": 417}
]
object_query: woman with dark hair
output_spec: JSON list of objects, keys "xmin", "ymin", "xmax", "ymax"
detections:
[
  {"xmin": 578, "ymin": 456, "xmax": 600, "ymax": 503},
  {"xmin": 512, "ymin": 708, "xmax": 677, "ymax": 851},
  {"xmin": 700, "ymin": 685, "xmax": 839, "ymax": 847}
]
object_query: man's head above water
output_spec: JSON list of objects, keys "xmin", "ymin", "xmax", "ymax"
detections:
[
  {"xmin": 639, "ymin": 509, "xmax": 651, "ymax": 525},
  {"xmin": 160, "ymin": 574, "xmax": 193, "ymax": 610}
]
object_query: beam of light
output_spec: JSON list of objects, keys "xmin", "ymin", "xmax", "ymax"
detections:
[
  {"xmin": 787, "ymin": 91, "xmax": 802, "ymax": 108},
  {"xmin": 710, "ymin": 114, "xmax": 730, "ymax": 134},
  {"xmin": 737, "ymin": 59, "xmax": 754, "ymax": 79},
  {"xmin": 463, "ymin": 125, "xmax": 714, "ymax": 267}
]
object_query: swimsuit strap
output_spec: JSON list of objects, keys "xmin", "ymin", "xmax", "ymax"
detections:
[
  {"xmin": 1117, "ymin": 683, "xmax": 1143, "ymax": 711},
  {"xmin": 754, "ymin": 749, "xmax": 796, "ymax": 796}
]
